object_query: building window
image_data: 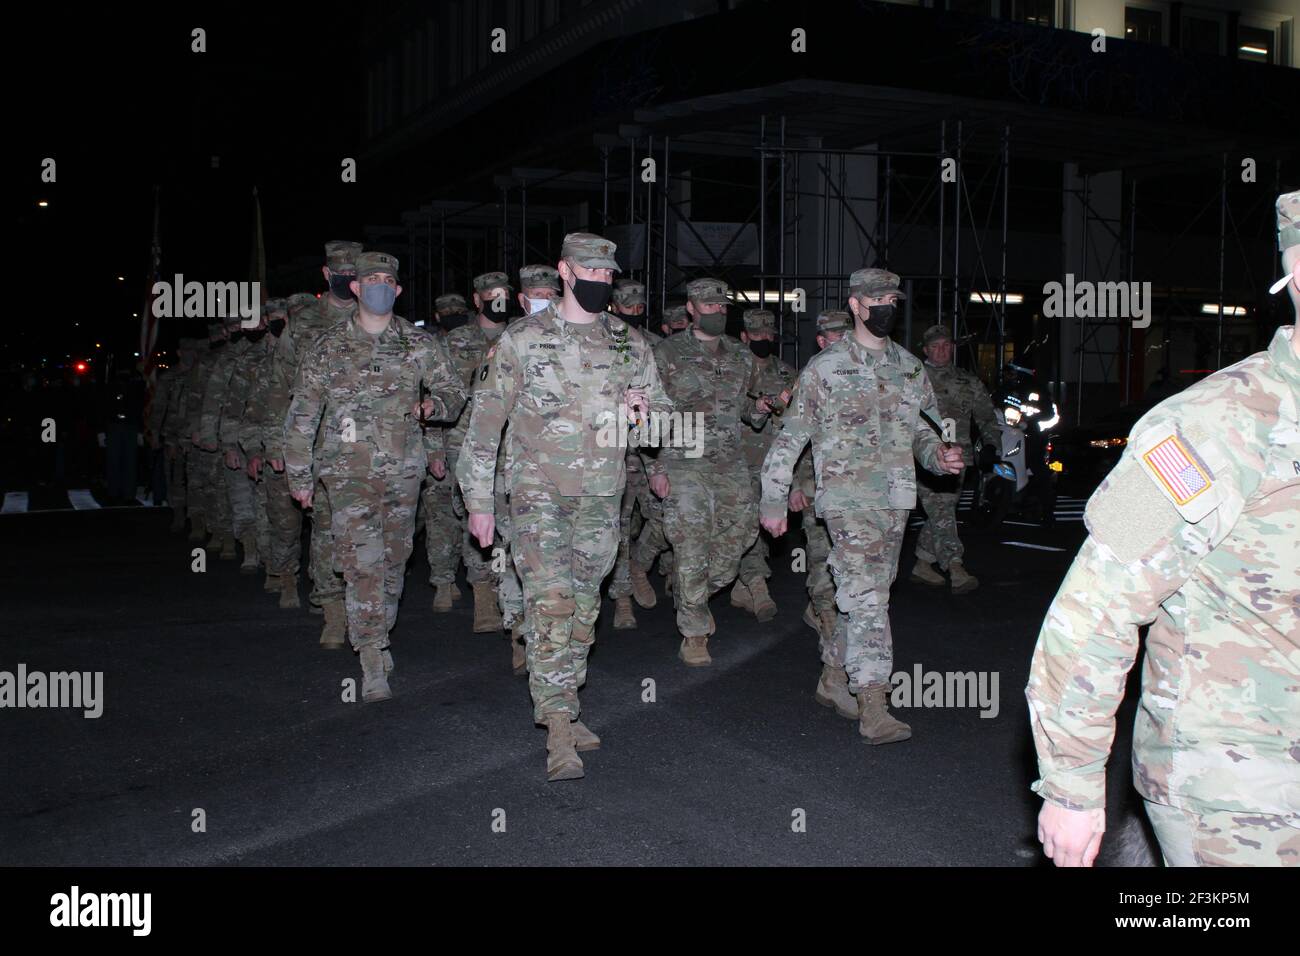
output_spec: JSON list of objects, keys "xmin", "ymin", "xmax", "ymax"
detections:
[
  {"xmin": 1181, "ymin": 14, "xmax": 1223, "ymax": 55},
  {"xmin": 1009, "ymin": 0, "xmax": 1055, "ymax": 28},
  {"xmin": 1237, "ymin": 24, "xmax": 1275, "ymax": 63},
  {"xmin": 1124, "ymin": 6, "xmax": 1163, "ymax": 45}
]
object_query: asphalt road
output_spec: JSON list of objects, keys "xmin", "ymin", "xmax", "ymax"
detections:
[{"xmin": 1, "ymin": 502, "xmax": 1144, "ymax": 866}]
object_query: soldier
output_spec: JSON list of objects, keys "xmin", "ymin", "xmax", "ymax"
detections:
[
  {"xmin": 519, "ymin": 264, "xmax": 562, "ymax": 313},
  {"xmin": 650, "ymin": 278, "xmax": 773, "ymax": 666},
  {"xmin": 286, "ymin": 251, "xmax": 465, "ymax": 703},
  {"xmin": 217, "ymin": 308, "xmax": 273, "ymax": 574},
  {"xmin": 608, "ymin": 278, "xmax": 663, "ymax": 629},
  {"xmin": 660, "ymin": 304, "xmax": 690, "ymax": 339},
  {"xmin": 433, "ymin": 293, "xmax": 470, "ymax": 335},
  {"xmin": 183, "ymin": 323, "xmax": 227, "ymax": 544},
  {"xmin": 910, "ymin": 324, "xmax": 997, "ymax": 594},
  {"xmin": 148, "ymin": 338, "xmax": 200, "ymax": 533},
  {"xmin": 196, "ymin": 316, "xmax": 249, "ymax": 560},
  {"xmin": 1027, "ymin": 191, "xmax": 1300, "ymax": 868},
  {"xmin": 457, "ymin": 232, "xmax": 670, "ymax": 782},
  {"xmin": 732, "ymin": 308, "xmax": 797, "ymax": 622},
  {"xmin": 760, "ymin": 268, "xmax": 964, "ymax": 744}
]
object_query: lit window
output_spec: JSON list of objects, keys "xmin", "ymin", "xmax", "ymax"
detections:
[
  {"xmin": 1124, "ymin": 7, "xmax": 1163, "ymax": 45},
  {"xmin": 1237, "ymin": 25, "xmax": 1274, "ymax": 64}
]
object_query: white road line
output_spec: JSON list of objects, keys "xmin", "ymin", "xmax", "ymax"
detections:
[
  {"xmin": 1002, "ymin": 541, "xmax": 1067, "ymax": 552},
  {"xmin": 2, "ymin": 491, "xmax": 29, "ymax": 514},
  {"xmin": 67, "ymin": 489, "xmax": 100, "ymax": 510}
]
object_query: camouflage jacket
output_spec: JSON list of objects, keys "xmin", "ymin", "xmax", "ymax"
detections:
[
  {"xmin": 431, "ymin": 320, "xmax": 506, "ymax": 463},
  {"xmin": 1026, "ymin": 325, "xmax": 1300, "ymax": 820},
  {"xmin": 740, "ymin": 352, "xmax": 798, "ymax": 473},
  {"xmin": 921, "ymin": 360, "xmax": 997, "ymax": 465},
  {"xmin": 160, "ymin": 363, "xmax": 193, "ymax": 446},
  {"xmin": 284, "ymin": 315, "xmax": 466, "ymax": 497},
  {"xmin": 760, "ymin": 335, "xmax": 946, "ymax": 519},
  {"xmin": 220, "ymin": 334, "xmax": 275, "ymax": 455},
  {"xmin": 184, "ymin": 348, "xmax": 221, "ymax": 442},
  {"xmin": 264, "ymin": 296, "xmax": 357, "ymax": 459},
  {"xmin": 647, "ymin": 331, "xmax": 765, "ymax": 475},
  {"xmin": 238, "ymin": 333, "xmax": 283, "ymax": 457},
  {"xmin": 145, "ymin": 366, "xmax": 180, "ymax": 446},
  {"xmin": 455, "ymin": 302, "xmax": 671, "ymax": 512},
  {"xmin": 198, "ymin": 338, "xmax": 252, "ymax": 448}
]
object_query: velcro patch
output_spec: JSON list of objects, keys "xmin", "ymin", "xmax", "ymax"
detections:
[
  {"xmin": 1084, "ymin": 463, "xmax": 1183, "ymax": 566},
  {"xmin": 1134, "ymin": 428, "xmax": 1221, "ymax": 522}
]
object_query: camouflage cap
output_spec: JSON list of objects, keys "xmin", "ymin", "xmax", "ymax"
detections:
[
  {"xmin": 921, "ymin": 323, "xmax": 953, "ymax": 345},
  {"xmin": 612, "ymin": 278, "xmax": 646, "ymax": 306},
  {"xmin": 263, "ymin": 297, "xmax": 289, "ymax": 315},
  {"xmin": 473, "ymin": 271, "xmax": 513, "ymax": 294},
  {"xmin": 742, "ymin": 308, "xmax": 776, "ymax": 332},
  {"xmin": 816, "ymin": 309, "xmax": 852, "ymax": 334},
  {"xmin": 288, "ymin": 292, "xmax": 317, "ymax": 314},
  {"xmin": 434, "ymin": 293, "xmax": 468, "ymax": 312},
  {"xmin": 686, "ymin": 277, "xmax": 730, "ymax": 305},
  {"xmin": 560, "ymin": 232, "xmax": 620, "ymax": 271},
  {"xmin": 848, "ymin": 267, "xmax": 907, "ymax": 300},
  {"xmin": 519, "ymin": 264, "xmax": 561, "ymax": 292},
  {"xmin": 324, "ymin": 240, "xmax": 362, "ymax": 273},
  {"xmin": 663, "ymin": 305, "xmax": 690, "ymax": 327},
  {"xmin": 1278, "ymin": 190, "xmax": 1300, "ymax": 253},
  {"xmin": 356, "ymin": 251, "xmax": 399, "ymax": 279}
]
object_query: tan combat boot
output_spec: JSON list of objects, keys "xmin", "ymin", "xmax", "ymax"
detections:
[
  {"xmin": 239, "ymin": 534, "xmax": 260, "ymax": 574},
  {"xmin": 543, "ymin": 714, "xmax": 584, "ymax": 781},
  {"xmin": 472, "ymin": 581, "xmax": 503, "ymax": 633},
  {"xmin": 359, "ymin": 646, "xmax": 392, "ymax": 703},
  {"xmin": 948, "ymin": 560, "xmax": 979, "ymax": 594},
  {"xmin": 802, "ymin": 602, "xmax": 820, "ymax": 635},
  {"xmin": 857, "ymin": 682, "xmax": 912, "ymax": 745},
  {"xmin": 432, "ymin": 581, "xmax": 459, "ymax": 612},
  {"xmin": 814, "ymin": 664, "xmax": 858, "ymax": 719},
  {"xmin": 570, "ymin": 719, "xmax": 601, "ymax": 752},
  {"xmin": 730, "ymin": 580, "xmax": 754, "ymax": 612},
  {"xmin": 613, "ymin": 596, "xmax": 637, "ymax": 630},
  {"xmin": 817, "ymin": 607, "xmax": 839, "ymax": 642},
  {"xmin": 629, "ymin": 560, "xmax": 657, "ymax": 608},
  {"xmin": 910, "ymin": 559, "xmax": 946, "ymax": 587},
  {"xmin": 748, "ymin": 578, "xmax": 778, "ymax": 621},
  {"xmin": 678, "ymin": 636, "xmax": 712, "ymax": 666},
  {"xmin": 510, "ymin": 628, "xmax": 527, "ymax": 676},
  {"xmin": 188, "ymin": 515, "xmax": 206, "ymax": 543},
  {"xmin": 320, "ymin": 600, "xmax": 347, "ymax": 649},
  {"xmin": 278, "ymin": 573, "xmax": 300, "ymax": 609},
  {"xmin": 219, "ymin": 534, "xmax": 238, "ymax": 561},
  {"xmin": 262, "ymin": 569, "xmax": 280, "ymax": 593}
]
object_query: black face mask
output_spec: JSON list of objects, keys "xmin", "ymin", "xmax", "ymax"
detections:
[
  {"xmin": 246, "ymin": 329, "xmax": 268, "ymax": 345},
  {"xmin": 748, "ymin": 339, "xmax": 775, "ymax": 359},
  {"xmin": 440, "ymin": 311, "xmax": 469, "ymax": 332},
  {"xmin": 569, "ymin": 277, "xmax": 613, "ymax": 314},
  {"xmin": 328, "ymin": 272, "xmax": 356, "ymax": 301},
  {"xmin": 228, "ymin": 330, "xmax": 244, "ymax": 343},
  {"xmin": 209, "ymin": 339, "xmax": 226, "ymax": 350},
  {"xmin": 864, "ymin": 303, "xmax": 897, "ymax": 337},
  {"xmin": 268, "ymin": 319, "xmax": 286, "ymax": 337}
]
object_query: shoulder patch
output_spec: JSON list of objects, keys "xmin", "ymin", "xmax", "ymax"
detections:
[{"xmin": 1132, "ymin": 428, "xmax": 1221, "ymax": 522}]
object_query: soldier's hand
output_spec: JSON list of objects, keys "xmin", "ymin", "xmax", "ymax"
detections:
[
  {"xmin": 788, "ymin": 489, "xmax": 809, "ymax": 512},
  {"xmin": 624, "ymin": 388, "xmax": 649, "ymax": 424},
  {"xmin": 291, "ymin": 488, "xmax": 314, "ymax": 509},
  {"xmin": 247, "ymin": 456, "xmax": 263, "ymax": 479},
  {"xmin": 937, "ymin": 443, "xmax": 964, "ymax": 475},
  {"xmin": 649, "ymin": 474, "xmax": 670, "ymax": 499},
  {"xmin": 191, "ymin": 431, "xmax": 201, "ymax": 446},
  {"xmin": 416, "ymin": 398, "xmax": 436, "ymax": 420},
  {"xmin": 269, "ymin": 458, "xmax": 284, "ymax": 473},
  {"xmin": 760, "ymin": 514, "xmax": 788, "ymax": 537},
  {"xmin": 428, "ymin": 459, "xmax": 447, "ymax": 480},
  {"xmin": 756, "ymin": 396, "xmax": 774, "ymax": 414},
  {"xmin": 224, "ymin": 450, "xmax": 242, "ymax": 470},
  {"xmin": 468, "ymin": 512, "xmax": 495, "ymax": 549},
  {"xmin": 1037, "ymin": 802, "xmax": 1105, "ymax": 868}
]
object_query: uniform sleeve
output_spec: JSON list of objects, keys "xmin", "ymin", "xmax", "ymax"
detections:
[
  {"xmin": 419, "ymin": 336, "xmax": 467, "ymax": 467},
  {"xmin": 185, "ymin": 362, "xmax": 208, "ymax": 441},
  {"xmin": 972, "ymin": 377, "xmax": 998, "ymax": 446},
  {"xmin": 633, "ymin": 337, "xmax": 673, "ymax": 480},
  {"xmin": 911, "ymin": 374, "xmax": 945, "ymax": 475},
  {"xmin": 198, "ymin": 360, "xmax": 229, "ymax": 448},
  {"xmin": 739, "ymin": 354, "xmax": 770, "ymax": 430},
  {"xmin": 1025, "ymin": 418, "xmax": 1246, "ymax": 810},
  {"xmin": 284, "ymin": 341, "xmax": 328, "ymax": 497},
  {"xmin": 455, "ymin": 331, "xmax": 520, "ymax": 513},
  {"xmin": 793, "ymin": 446, "xmax": 816, "ymax": 497},
  {"xmin": 760, "ymin": 373, "xmax": 815, "ymax": 520},
  {"xmin": 261, "ymin": 336, "xmax": 296, "ymax": 460},
  {"xmin": 218, "ymin": 357, "xmax": 255, "ymax": 453},
  {"xmin": 238, "ymin": 356, "xmax": 272, "ymax": 456}
]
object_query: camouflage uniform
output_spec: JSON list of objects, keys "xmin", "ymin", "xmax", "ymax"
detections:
[
  {"xmin": 761, "ymin": 272, "xmax": 948, "ymax": 700},
  {"xmin": 286, "ymin": 252, "xmax": 466, "ymax": 678},
  {"xmin": 148, "ymin": 340, "xmax": 200, "ymax": 529},
  {"xmin": 651, "ymin": 279, "xmax": 765, "ymax": 648},
  {"xmin": 1025, "ymin": 190, "xmax": 1300, "ymax": 865},
  {"xmin": 197, "ymin": 320, "xmax": 250, "ymax": 550},
  {"xmin": 218, "ymin": 329, "xmax": 272, "ymax": 552},
  {"xmin": 456, "ymin": 238, "xmax": 670, "ymax": 727},
  {"xmin": 914, "ymin": 325, "xmax": 997, "ymax": 574}
]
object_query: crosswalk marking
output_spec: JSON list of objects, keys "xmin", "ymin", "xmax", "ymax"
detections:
[
  {"xmin": 67, "ymin": 489, "xmax": 101, "ymax": 510},
  {"xmin": 1002, "ymin": 541, "xmax": 1068, "ymax": 552},
  {"xmin": 2, "ymin": 491, "xmax": 29, "ymax": 514}
]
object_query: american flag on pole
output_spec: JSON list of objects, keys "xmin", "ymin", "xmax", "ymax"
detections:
[{"xmin": 1141, "ymin": 434, "xmax": 1212, "ymax": 506}]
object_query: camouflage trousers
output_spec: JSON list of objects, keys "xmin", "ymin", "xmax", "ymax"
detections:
[
  {"xmin": 309, "ymin": 477, "xmax": 344, "ymax": 607},
  {"xmin": 252, "ymin": 470, "xmax": 270, "ymax": 558},
  {"xmin": 185, "ymin": 446, "xmax": 211, "ymax": 523},
  {"xmin": 223, "ymin": 460, "xmax": 257, "ymax": 539},
  {"xmin": 510, "ymin": 464, "xmax": 620, "ymax": 722},
  {"xmin": 801, "ymin": 510, "xmax": 843, "ymax": 665},
  {"xmin": 495, "ymin": 478, "xmax": 523, "ymax": 630},
  {"xmin": 261, "ymin": 465, "xmax": 302, "ymax": 576},
  {"xmin": 1143, "ymin": 801, "xmax": 1300, "ymax": 866},
  {"xmin": 609, "ymin": 459, "xmax": 661, "ymax": 599},
  {"xmin": 825, "ymin": 508, "xmax": 909, "ymax": 690},
  {"xmin": 420, "ymin": 471, "xmax": 497, "ymax": 587},
  {"xmin": 915, "ymin": 471, "xmax": 963, "ymax": 569},
  {"xmin": 738, "ymin": 471, "xmax": 771, "ymax": 586},
  {"xmin": 323, "ymin": 474, "xmax": 421, "ymax": 652},
  {"xmin": 165, "ymin": 447, "xmax": 187, "ymax": 522},
  {"xmin": 662, "ymin": 459, "xmax": 757, "ymax": 638},
  {"xmin": 194, "ymin": 449, "xmax": 231, "ymax": 535}
]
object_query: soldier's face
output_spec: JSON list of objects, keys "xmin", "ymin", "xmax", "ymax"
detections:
[
  {"xmin": 742, "ymin": 330, "xmax": 774, "ymax": 344},
  {"xmin": 615, "ymin": 303, "xmax": 646, "ymax": 317},
  {"xmin": 817, "ymin": 331, "xmax": 843, "ymax": 350},
  {"xmin": 521, "ymin": 286, "xmax": 558, "ymax": 302},
  {"xmin": 477, "ymin": 289, "xmax": 509, "ymax": 319},
  {"xmin": 689, "ymin": 300, "xmax": 727, "ymax": 317},
  {"xmin": 924, "ymin": 338, "xmax": 954, "ymax": 366},
  {"xmin": 563, "ymin": 260, "xmax": 615, "ymax": 285}
]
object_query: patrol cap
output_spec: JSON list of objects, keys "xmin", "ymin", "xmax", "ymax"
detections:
[
  {"xmin": 663, "ymin": 304, "xmax": 689, "ymax": 327},
  {"xmin": 612, "ymin": 278, "xmax": 646, "ymax": 307},
  {"xmin": 519, "ymin": 264, "xmax": 561, "ymax": 292},
  {"xmin": 686, "ymin": 278, "xmax": 730, "ymax": 305},
  {"xmin": 816, "ymin": 309, "xmax": 852, "ymax": 334},
  {"xmin": 263, "ymin": 297, "xmax": 289, "ymax": 316},
  {"xmin": 1277, "ymin": 190, "xmax": 1300, "ymax": 253},
  {"xmin": 324, "ymin": 240, "xmax": 362, "ymax": 273},
  {"xmin": 434, "ymin": 293, "xmax": 468, "ymax": 312},
  {"xmin": 848, "ymin": 267, "xmax": 907, "ymax": 300},
  {"xmin": 742, "ymin": 308, "xmax": 776, "ymax": 333},
  {"xmin": 356, "ymin": 251, "xmax": 400, "ymax": 279},
  {"xmin": 560, "ymin": 232, "xmax": 621, "ymax": 271},
  {"xmin": 287, "ymin": 292, "xmax": 317, "ymax": 314},
  {"xmin": 921, "ymin": 323, "xmax": 953, "ymax": 345},
  {"xmin": 473, "ymin": 271, "xmax": 513, "ymax": 294}
]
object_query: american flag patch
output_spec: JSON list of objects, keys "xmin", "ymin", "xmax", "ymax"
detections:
[{"xmin": 1141, "ymin": 435, "xmax": 1213, "ymax": 506}]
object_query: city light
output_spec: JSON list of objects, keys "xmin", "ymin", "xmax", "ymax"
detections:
[
  {"xmin": 969, "ymin": 291, "xmax": 1024, "ymax": 305},
  {"xmin": 38, "ymin": 200, "xmax": 49, "ymax": 208},
  {"xmin": 1200, "ymin": 303, "xmax": 1247, "ymax": 316}
]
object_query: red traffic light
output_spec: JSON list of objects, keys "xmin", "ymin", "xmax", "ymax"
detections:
[{"xmin": 74, "ymin": 361, "xmax": 89, "ymax": 373}]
